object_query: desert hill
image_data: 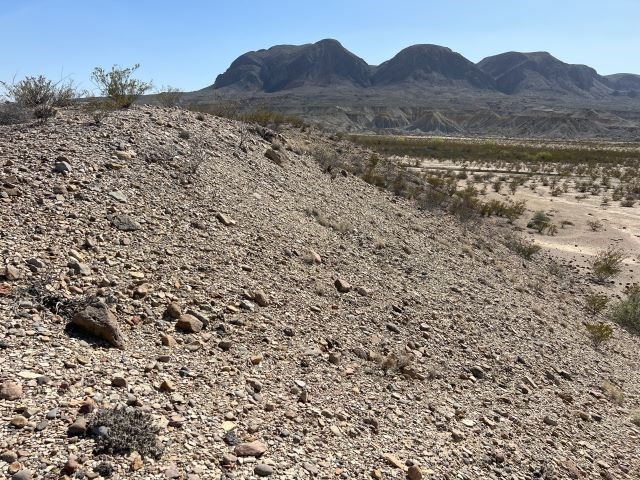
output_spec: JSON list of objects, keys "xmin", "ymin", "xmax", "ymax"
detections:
[
  {"xmin": 179, "ymin": 39, "xmax": 640, "ymax": 139},
  {"xmin": 0, "ymin": 107, "xmax": 639, "ymax": 479}
]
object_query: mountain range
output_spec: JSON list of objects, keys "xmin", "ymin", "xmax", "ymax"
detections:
[
  {"xmin": 184, "ymin": 39, "xmax": 640, "ymax": 139},
  {"xmin": 209, "ymin": 39, "xmax": 639, "ymax": 98}
]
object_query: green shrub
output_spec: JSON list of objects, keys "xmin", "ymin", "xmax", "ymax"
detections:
[
  {"xmin": 610, "ymin": 286, "xmax": 640, "ymax": 333},
  {"xmin": 1, "ymin": 75, "xmax": 77, "ymax": 122},
  {"xmin": 529, "ymin": 211, "xmax": 551, "ymax": 233},
  {"xmin": 584, "ymin": 322, "xmax": 613, "ymax": 347},
  {"xmin": 506, "ymin": 237, "xmax": 541, "ymax": 260},
  {"xmin": 592, "ymin": 246, "xmax": 625, "ymax": 284},
  {"xmin": 585, "ymin": 293, "xmax": 609, "ymax": 316},
  {"xmin": 91, "ymin": 64, "xmax": 152, "ymax": 108}
]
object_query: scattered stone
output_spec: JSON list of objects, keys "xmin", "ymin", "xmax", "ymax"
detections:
[
  {"xmin": 72, "ymin": 303, "xmax": 126, "ymax": 349},
  {"xmin": 11, "ymin": 470, "xmax": 32, "ymax": 480},
  {"xmin": 234, "ymin": 440, "xmax": 267, "ymax": 457},
  {"xmin": 470, "ymin": 366, "xmax": 486, "ymax": 379},
  {"xmin": 254, "ymin": 463, "xmax": 274, "ymax": 477},
  {"xmin": 176, "ymin": 314, "xmax": 203, "ymax": 333},
  {"xmin": 165, "ymin": 302, "xmax": 182, "ymax": 319},
  {"xmin": 334, "ymin": 278, "xmax": 352, "ymax": 293},
  {"xmin": 53, "ymin": 161, "xmax": 72, "ymax": 173},
  {"xmin": 0, "ymin": 380, "xmax": 23, "ymax": 400},
  {"xmin": 216, "ymin": 212, "xmax": 236, "ymax": 226},
  {"xmin": 543, "ymin": 415, "xmax": 559, "ymax": 426},
  {"xmin": 10, "ymin": 416, "xmax": 27, "ymax": 428},
  {"xmin": 111, "ymin": 214, "xmax": 141, "ymax": 231},
  {"xmin": 67, "ymin": 417, "xmax": 87, "ymax": 437},
  {"xmin": 264, "ymin": 148, "xmax": 286, "ymax": 166},
  {"xmin": 2, "ymin": 265, "xmax": 21, "ymax": 280},
  {"xmin": 407, "ymin": 465, "xmax": 423, "ymax": 480}
]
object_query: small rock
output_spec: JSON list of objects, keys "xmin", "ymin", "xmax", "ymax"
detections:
[
  {"xmin": 407, "ymin": 465, "xmax": 423, "ymax": 480},
  {"xmin": 165, "ymin": 302, "xmax": 182, "ymax": 319},
  {"xmin": 264, "ymin": 148, "xmax": 286, "ymax": 166},
  {"xmin": 67, "ymin": 417, "xmax": 87, "ymax": 437},
  {"xmin": 10, "ymin": 415, "xmax": 27, "ymax": 428},
  {"xmin": 234, "ymin": 440, "xmax": 267, "ymax": 457},
  {"xmin": 543, "ymin": 415, "xmax": 559, "ymax": 426},
  {"xmin": 470, "ymin": 366, "xmax": 486, "ymax": 379},
  {"xmin": 176, "ymin": 314, "xmax": 203, "ymax": 333},
  {"xmin": 0, "ymin": 381, "xmax": 23, "ymax": 400},
  {"xmin": 111, "ymin": 376, "xmax": 127, "ymax": 388},
  {"xmin": 3, "ymin": 265, "xmax": 21, "ymax": 281},
  {"xmin": 216, "ymin": 212, "xmax": 236, "ymax": 226},
  {"xmin": 111, "ymin": 214, "xmax": 141, "ymax": 231},
  {"xmin": 12, "ymin": 470, "xmax": 33, "ymax": 480},
  {"xmin": 334, "ymin": 278, "xmax": 352, "ymax": 293},
  {"xmin": 53, "ymin": 161, "xmax": 72, "ymax": 173},
  {"xmin": 254, "ymin": 464, "xmax": 274, "ymax": 477}
]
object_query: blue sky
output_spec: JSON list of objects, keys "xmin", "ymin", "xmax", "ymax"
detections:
[{"xmin": 1, "ymin": 0, "xmax": 638, "ymax": 92}]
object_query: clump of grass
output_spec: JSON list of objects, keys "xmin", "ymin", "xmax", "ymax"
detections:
[
  {"xmin": 584, "ymin": 322, "xmax": 613, "ymax": 347},
  {"xmin": 506, "ymin": 237, "xmax": 541, "ymax": 260},
  {"xmin": 609, "ymin": 286, "xmax": 640, "ymax": 333},
  {"xmin": 584, "ymin": 293, "xmax": 609, "ymax": 316},
  {"xmin": 592, "ymin": 246, "xmax": 625, "ymax": 284},
  {"xmin": 602, "ymin": 380, "xmax": 624, "ymax": 405},
  {"xmin": 89, "ymin": 407, "xmax": 163, "ymax": 458}
]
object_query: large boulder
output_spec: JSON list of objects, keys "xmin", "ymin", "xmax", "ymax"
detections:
[{"xmin": 71, "ymin": 303, "xmax": 126, "ymax": 349}]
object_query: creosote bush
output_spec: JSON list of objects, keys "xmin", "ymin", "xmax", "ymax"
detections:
[
  {"xmin": 89, "ymin": 407, "xmax": 163, "ymax": 458},
  {"xmin": 91, "ymin": 64, "xmax": 152, "ymax": 108},
  {"xmin": 1, "ymin": 75, "xmax": 77, "ymax": 122},
  {"xmin": 609, "ymin": 286, "xmax": 640, "ymax": 333},
  {"xmin": 592, "ymin": 246, "xmax": 625, "ymax": 284},
  {"xmin": 505, "ymin": 237, "xmax": 541, "ymax": 260},
  {"xmin": 529, "ymin": 211, "xmax": 552, "ymax": 233},
  {"xmin": 584, "ymin": 293, "xmax": 609, "ymax": 316},
  {"xmin": 584, "ymin": 322, "xmax": 613, "ymax": 347}
]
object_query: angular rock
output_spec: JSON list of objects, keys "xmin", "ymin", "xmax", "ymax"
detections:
[
  {"xmin": 334, "ymin": 278, "xmax": 352, "ymax": 293},
  {"xmin": 111, "ymin": 214, "xmax": 141, "ymax": 231},
  {"xmin": 264, "ymin": 148, "xmax": 287, "ymax": 166},
  {"xmin": 3, "ymin": 265, "xmax": 21, "ymax": 281},
  {"xmin": 71, "ymin": 303, "xmax": 126, "ymax": 349},
  {"xmin": 216, "ymin": 212, "xmax": 236, "ymax": 226},
  {"xmin": 234, "ymin": 440, "xmax": 267, "ymax": 457},
  {"xmin": 176, "ymin": 314, "xmax": 203, "ymax": 333},
  {"xmin": 0, "ymin": 381, "xmax": 23, "ymax": 400},
  {"xmin": 165, "ymin": 302, "xmax": 182, "ymax": 319}
]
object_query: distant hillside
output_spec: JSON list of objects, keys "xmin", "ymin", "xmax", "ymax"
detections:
[
  {"xmin": 477, "ymin": 51, "xmax": 612, "ymax": 96},
  {"xmin": 183, "ymin": 39, "xmax": 640, "ymax": 139},
  {"xmin": 212, "ymin": 39, "xmax": 371, "ymax": 92}
]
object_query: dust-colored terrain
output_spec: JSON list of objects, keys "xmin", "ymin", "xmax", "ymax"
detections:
[{"xmin": 1, "ymin": 107, "xmax": 639, "ymax": 480}]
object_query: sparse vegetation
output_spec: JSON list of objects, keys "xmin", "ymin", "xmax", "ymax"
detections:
[
  {"xmin": 602, "ymin": 380, "xmax": 624, "ymax": 405},
  {"xmin": 584, "ymin": 322, "xmax": 613, "ymax": 347},
  {"xmin": 156, "ymin": 85, "xmax": 182, "ymax": 107},
  {"xmin": 609, "ymin": 286, "xmax": 640, "ymax": 333},
  {"xmin": 506, "ymin": 237, "xmax": 541, "ymax": 260},
  {"xmin": 89, "ymin": 407, "xmax": 163, "ymax": 458},
  {"xmin": 529, "ymin": 211, "xmax": 552, "ymax": 234},
  {"xmin": 584, "ymin": 293, "xmax": 609, "ymax": 316},
  {"xmin": 1, "ymin": 75, "xmax": 77, "ymax": 122},
  {"xmin": 592, "ymin": 246, "xmax": 625, "ymax": 284},
  {"xmin": 91, "ymin": 64, "xmax": 152, "ymax": 108}
]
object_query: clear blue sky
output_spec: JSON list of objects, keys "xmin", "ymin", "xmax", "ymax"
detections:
[{"xmin": 2, "ymin": 0, "xmax": 638, "ymax": 92}]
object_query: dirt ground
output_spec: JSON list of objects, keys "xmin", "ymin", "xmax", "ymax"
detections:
[{"xmin": 412, "ymin": 159, "xmax": 640, "ymax": 296}]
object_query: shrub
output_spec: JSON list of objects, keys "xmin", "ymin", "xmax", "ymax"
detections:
[
  {"xmin": 529, "ymin": 211, "xmax": 551, "ymax": 233},
  {"xmin": 584, "ymin": 322, "xmax": 613, "ymax": 347},
  {"xmin": 592, "ymin": 246, "xmax": 625, "ymax": 284},
  {"xmin": 506, "ymin": 237, "xmax": 541, "ymax": 260},
  {"xmin": 584, "ymin": 293, "xmax": 609, "ymax": 316},
  {"xmin": 89, "ymin": 407, "xmax": 163, "ymax": 458},
  {"xmin": 91, "ymin": 64, "xmax": 152, "ymax": 108},
  {"xmin": 1, "ymin": 75, "xmax": 76, "ymax": 108},
  {"xmin": 1, "ymin": 75, "xmax": 77, "ymax": 122},
  {"xmin": 156, "ymin": 85, "xmax": 182, "ymax": 107},
  {"xmin": 587, "ymin": 219, "xmax": 603, "ymax": 232},
  {"xmin": 610, "ymin": 286, "xmax": 640, "ymax": 333}
]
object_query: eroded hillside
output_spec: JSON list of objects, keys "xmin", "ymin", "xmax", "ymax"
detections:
[{"xmin": 0, "ymin": 107, "xmax": 639, "ymax": 479}]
